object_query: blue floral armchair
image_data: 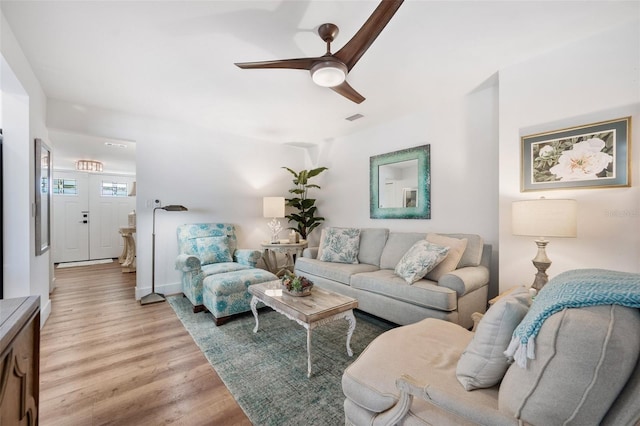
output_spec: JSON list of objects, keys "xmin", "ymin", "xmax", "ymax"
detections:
[{"xmin": 175, "ymin": 223, "xmax": 262, "ymax": 312}]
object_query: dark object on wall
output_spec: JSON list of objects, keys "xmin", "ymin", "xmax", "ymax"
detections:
[
  {"xmin": 1, "ymin": 129, "xmax": 3, "ymax": 299},
  {"xmin": 0, "ymin": 295, "xmax": 41, "ymax": 424},
  {"xmin": 34, "ymin": 138, "xmax": 51, "ymax": 256}
]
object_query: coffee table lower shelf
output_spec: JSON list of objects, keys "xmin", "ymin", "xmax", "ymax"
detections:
[{"xmin": 248, "ymin": 281, "xmax": 358, "ymax": 378}]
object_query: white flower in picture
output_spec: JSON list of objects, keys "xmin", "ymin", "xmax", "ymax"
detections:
[
  {"xmin": 539, "ymin": 145, "xmax": 554, "ymax": 158},
  {"xmin": 549, "ymin": 138, "xmax": 613, "ymax": 181}
]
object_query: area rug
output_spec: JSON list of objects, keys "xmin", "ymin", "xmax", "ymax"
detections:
[
  {"xmin": 167, "ymin": 295, "xmax": 394, "ymax": 426},
  {"xmin": 56, "ymin": 258, "xmax": 114, "ymax": 268}
]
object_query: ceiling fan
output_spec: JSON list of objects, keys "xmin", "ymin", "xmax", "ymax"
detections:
[{"xmin": 234, "ymin": 0, "xmax": 404, "ymax": 104}]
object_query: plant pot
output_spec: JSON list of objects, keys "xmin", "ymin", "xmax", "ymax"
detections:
[{"xmin": 282, "ymin": 284, "xmax": 313, "ymax": 297}]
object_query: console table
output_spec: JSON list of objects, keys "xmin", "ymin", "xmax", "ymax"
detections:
[
  {"xmin": 260, "ymin": 240, "xmax": 308, "ymax": 277},
  {"xmin": 0, "ymin": 296, "xmax": 40, "ymax": 425},
  {"xmin": 118, "ymin": 227, "xmax": 136, "ymax": 273}
]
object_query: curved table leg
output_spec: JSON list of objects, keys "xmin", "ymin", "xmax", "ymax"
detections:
[
  {"xmin": 250, "ymin": 296, "xmax": 260, "ymax": 333},
  {"xmin": 345, "ymin": 310, "xmax": 356, "ymax": 357},
  {"xmin": 307, "ymin": 326, "xmax": 312, "ymax": 378}
]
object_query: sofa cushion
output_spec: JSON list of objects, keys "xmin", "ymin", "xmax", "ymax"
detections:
[
  {"xmin": 499, "ymin": 305, "xmax": 640, "ymax": 425},
  {"xmin": 425, "ymin": 234, "xmax": 468, "ymax": 281},
  {"xmin": 177, "ymin": 223, "xmax": 237, "ymax": 255},
  {"xmin": 442, "ymin": 233, "xmax": 483, "ymax": 268},
  {"xmin": 357, "ymin": 228, "xmax": 389, "ymax": 266},
  {"xmin": 201, "ymin": 262, "xmax": 251, "ymax": 276},
  {"xmin": 394, "ymin": 240, "xmax": 450, "ymax": 284},
  {"xmin": 342, "ymin": 318, "xmax": 499, "ymax": 414},
  {"xmin": 379, "ymin": 232, "xmax": 426, "ymax": 270},
  {"xmin": 456, "ymin": 287, "xmax": 531, "ymax": 391},
  {"xmin": 295, "ymin": 257, "xmax": 379, "ymax": 285},
  {"xmin": 351, "ymin": 269, "xmax": 457, "ymax": 311},
  {"xmin": 195, "ymin": 236, "xmax": 233, "ymax": 264},
  {"xmin": 318, "ymin": 227, "xmax": 361, "ymax": 264}
]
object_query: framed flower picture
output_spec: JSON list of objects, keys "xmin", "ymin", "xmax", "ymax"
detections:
[{"xmin": 521, "ymin": 117, "xmax": 631, "ymax": 191}]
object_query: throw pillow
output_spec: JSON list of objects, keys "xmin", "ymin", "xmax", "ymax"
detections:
[
  {"xmin": 425, "ymin": 233, "xmax": 468, "ymax": 281},
  {"xmin": 456, "ymin": 287, "xmax": 532, "ymax": 391},
  {"xmin": 318, "ymin": 227, "xmax": 361, "ymax": 264},
  {"xmin": 394, "ymin": 240, "xmax": 450, "ymax": 284},
  {"xmin": 195, "ymin": 236, "xmax": 233, "ymax": 265}
]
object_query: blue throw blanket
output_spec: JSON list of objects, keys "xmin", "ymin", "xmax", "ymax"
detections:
[{"xmin": 505, "ymin": 269, "xmax": 640, "ymax": 368}]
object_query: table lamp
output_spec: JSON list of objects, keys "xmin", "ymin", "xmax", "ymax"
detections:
[
  {"xmin": 512, "ymin": 198, "xmax": 577, "ymax": 291},
  {"xmin": 141, "ymin": 204, "xmax": 188, "ymax": 305},
  {"xmin": 263, "ymin": 197, "xmax": 285, "ymax": 243}
]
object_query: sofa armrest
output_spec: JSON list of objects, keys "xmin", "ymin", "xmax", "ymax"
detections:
[
  {"xmin": 175, "ymin": 254, "xmax": 202, "ymax": 272},
  {"xmin": 235, "ymin": 249, "xmax": 262, "ymax": 267},
  {"xmin": 302, "ymin": 247, "xmax": 319, "ymax": 259},
  {"xmin": 438, "ymin": 265, "xmax": 489, "ymax": 297},
  {"xmin": 374, "ymin": 375, "xmax": 516, "ymax": 426}
]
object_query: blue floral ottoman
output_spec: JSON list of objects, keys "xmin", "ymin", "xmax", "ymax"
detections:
[{"xmin": 203, "ymin": 268, "xmax": 278, "ymax": 325}]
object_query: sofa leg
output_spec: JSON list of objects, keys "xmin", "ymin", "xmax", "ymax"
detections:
[
  {"xmin": 193, "ymin": 304, "xmax": 208, "ymax": 314},
  {"xmin": 213, "ymin": 315, "xmax": 230, "ymax": 326}
]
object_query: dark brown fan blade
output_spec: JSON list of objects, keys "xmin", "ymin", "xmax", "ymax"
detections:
[
  {"xmin": 234, "ymin": 57, "xmax": 319, "ymax": 70},
  {"xmin": 334, "ymin": 0, "xmax": 403, "ymax": 71},
  {"xmin": 330, "ymin": 81, "xmax": 365, "ymax": 104}
]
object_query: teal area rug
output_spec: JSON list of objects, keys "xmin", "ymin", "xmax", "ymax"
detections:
[{"xmin": 167, "ymin": 295, "xmax": 394, "ymax": 425}]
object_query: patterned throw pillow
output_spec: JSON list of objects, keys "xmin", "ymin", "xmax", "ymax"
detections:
[
  {"xmin": 394, "ymin": 240, "xmax": 450, "ymax": 284},
  {"xmin": 195, "ymin": 236, "xmax": 233, "ymax": 265},
  {"xmin": 318, "ymin": 227, "xmax": 361, "ymax": 264}
]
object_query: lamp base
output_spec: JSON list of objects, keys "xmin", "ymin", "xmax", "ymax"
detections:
[
  {"xmin": 530, "ymin": 239, "xmax": 552, "ymax": 291},
  {"xmin": 140, "ymin": 292, "xmax": 166, "ymax": 305}
]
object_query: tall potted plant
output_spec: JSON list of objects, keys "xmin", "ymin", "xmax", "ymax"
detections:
[{"xmin": 282, "ymin": 166, "xmax": 328, "ymax": 240}]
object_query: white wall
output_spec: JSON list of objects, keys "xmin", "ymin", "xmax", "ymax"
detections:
[
  {"xmin": 1, "ymin": 12, "xmax": 52, "ymax": 325},
  {"xmin": 46, "ymin": 99, "xmax": 306, "ymax": 299},
  {"xmin": 312, "ymin": 84, "xmax": 500, "ymax": 297},
  {"xmin": 499, "ymin": 21, "xmax": 640, "ymax": 291}
]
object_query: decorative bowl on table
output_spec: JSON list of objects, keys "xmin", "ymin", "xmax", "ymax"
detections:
[{"xmin": 281, "ymin": 272, "xmax": 314, "ymax": 297}]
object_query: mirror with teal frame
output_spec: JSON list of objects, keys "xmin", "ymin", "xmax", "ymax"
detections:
[{"xmin": 370, "ymin": 145, "xmax": 431, "ymax": 219}]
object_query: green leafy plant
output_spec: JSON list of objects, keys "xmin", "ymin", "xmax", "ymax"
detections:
[
  {"xmin": 282, "ymin": 166, "xmax": 328, "ymax": 240},
  {"xmin": 281, "ymin": 270, "xmax": 314, "ymax": 293}
]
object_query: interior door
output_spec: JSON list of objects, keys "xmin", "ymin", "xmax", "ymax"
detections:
[
  {"xmin": 52, "ymin": 171, "xmax": 89, "ymax": 263},
  {"xmin": 88, "ymin": 174, "xmax": 135, "ymax": 260}
]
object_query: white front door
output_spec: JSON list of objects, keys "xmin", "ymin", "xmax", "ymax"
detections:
[
  {"xmin": 52, "ymin": 171, "xmax": 89, "ymax": 263},
  {"xmin": 88, "ymin": 174, "xmax": 135, "ymax": 260},
  {"xmin": 52, "ymin": 172, "xmax": 135, "ymax": 263}
]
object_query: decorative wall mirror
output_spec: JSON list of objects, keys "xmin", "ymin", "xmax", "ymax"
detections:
[
  {"xmin": 370, "ymin": 145, "xmax": 431, "ymax": 219},
  {"xmin": 35, "ymin": 138, "xmax": 51, "ymax": 255}
]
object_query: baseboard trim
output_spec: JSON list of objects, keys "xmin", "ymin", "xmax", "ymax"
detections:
[{"xmin": 135, "ymin": 282, "xmax": 182, "ymax": 301}]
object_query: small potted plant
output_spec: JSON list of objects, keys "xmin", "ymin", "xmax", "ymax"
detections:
[{"xmin": 281, "ymin": 270, "xmax": 314, "ymax": 297}]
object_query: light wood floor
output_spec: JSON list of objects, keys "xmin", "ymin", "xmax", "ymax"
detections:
[{"xmin": 40, "ymin": 261, "xmax": 251, "ymax": 426}]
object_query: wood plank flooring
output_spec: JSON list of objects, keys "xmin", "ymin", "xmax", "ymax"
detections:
[{"xmin": 40, "ymin": 261, "xmax": 251, "ymax": 426}]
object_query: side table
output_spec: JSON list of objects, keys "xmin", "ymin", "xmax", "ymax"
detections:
[
  {"xmin": 118, "ymin": 227, "xmax": 136, "ymax": 273},
  {"xmin": 260, "ymin": 240, "xmax": 308, "ymax": 277}
]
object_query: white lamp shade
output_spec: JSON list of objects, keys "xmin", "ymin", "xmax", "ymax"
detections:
[
  {"xmin": 263, "ymin": 197, "xmax": 285, "ymax": 218},
  {"xmin": 512, "ymin": 198, "xmax": 577, "ymax": 238}
]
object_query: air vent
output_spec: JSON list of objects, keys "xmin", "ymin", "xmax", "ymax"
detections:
[
  {"xmin": 345, "ymin": 114, "xmax": 364, "ymax": 122},
  {"xmin": 105, "ymin": 142, "xmax": 127, "ymax": 148}
]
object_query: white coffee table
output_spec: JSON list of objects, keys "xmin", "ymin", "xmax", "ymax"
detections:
[{"xmin": 248, "ymin": 280, "xmax": 358, "ymax": 377}]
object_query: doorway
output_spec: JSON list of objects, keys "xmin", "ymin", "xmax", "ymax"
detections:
[{"xmin": 52, "ymin": 171, "xmax": 135, "ymax": 263}]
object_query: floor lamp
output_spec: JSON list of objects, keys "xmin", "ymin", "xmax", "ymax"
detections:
[{"xmin": 140, "ymin": 204, "xmax": 188, "ymax": 305}]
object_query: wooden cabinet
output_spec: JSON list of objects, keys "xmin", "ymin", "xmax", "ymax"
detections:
[{"xmin": 0, "ymin": 296, "xmax": 40, "ymax": 426}]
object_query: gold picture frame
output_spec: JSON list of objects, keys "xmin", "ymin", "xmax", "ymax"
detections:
[{"xmin": 521, "ymin": 117, "xmax": 631, "ymax": 191}]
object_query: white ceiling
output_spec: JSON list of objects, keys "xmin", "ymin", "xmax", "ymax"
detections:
[{"xmin": 2, "ymin": 0, "xmax": 638, "ymax": 151}]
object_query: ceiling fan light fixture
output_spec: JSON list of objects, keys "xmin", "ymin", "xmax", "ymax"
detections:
[{"xmin": 310, "ymin": 61, "xmax": 347, "ymax": 87}]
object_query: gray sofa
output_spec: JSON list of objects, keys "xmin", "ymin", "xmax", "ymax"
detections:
[
  {"xmin": 342, "ymin": 272, "xmax": 640, "ymax": 425},
  {"xmin": 294, "ymin": 229, "xmax": 491, "ymax": 329}
]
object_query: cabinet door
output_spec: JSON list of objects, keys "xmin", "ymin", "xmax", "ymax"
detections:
[{"xmin": 0, "ymin": 311, "xmax": 40, "ymax": 426}]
